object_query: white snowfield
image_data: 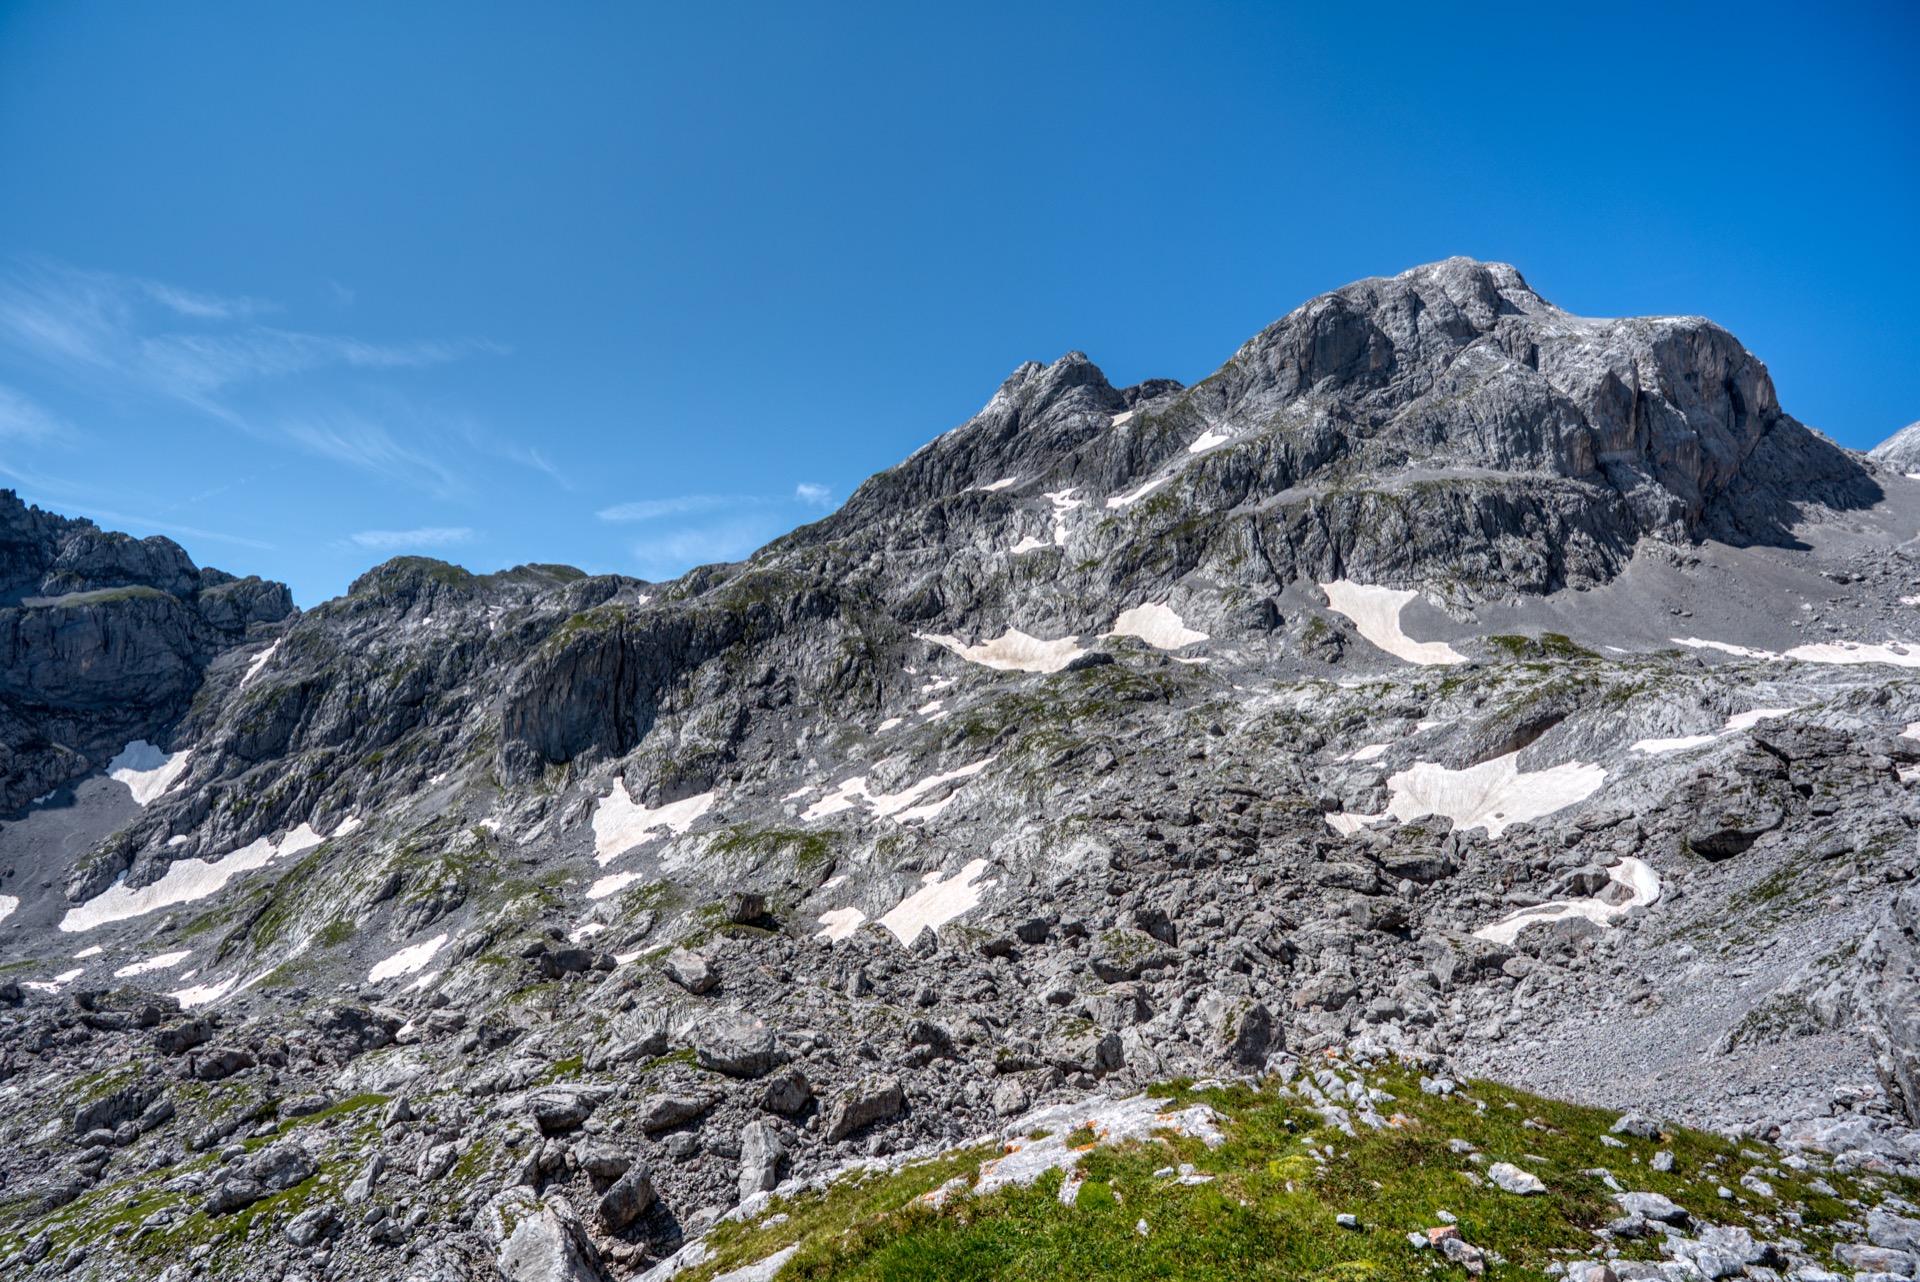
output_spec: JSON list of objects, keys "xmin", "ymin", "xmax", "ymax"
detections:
[
  {"xmin": 813, "ymin": 905, "xmax": 867, "ymax": 942},
  {"xmin": 813, "ymin": 857, "xmax": 996, "ymax": 946},
  {"xmin": 1326, "ymin": 751, "xmax": 1606, "ymax": 839},
  {"xmin": 1105, "ymin": 476, "xmax": 1169, "ymax": 510},
  {"xmin": 108, "ymin": 740, "xmax": 192, "ymax": 806},
  {"xmin": 1188, "ymin": 427, "xmax": 1232, "ymax": 454},
  {"xmin": 1632, "ymin": 707, "xmax": 1794, "ymax": 754},
  {"xmin": 1320, "ymin": 580, "xmax": 1467, "ymax": 665},
  {"xmin": 0, "ymin": 895, "xmax": 15, "ymax": 926},
  {"xmin": 877, "ymin": 858, "xmax": 995, "ymax": 945},
  {"xmin": 976, "ymin": 476, "xmax": 1019, "ymax": 492},
  {"xmin": 587, "ymin": 871, "xmax": 641, "ymax": 901},
  {"xmin": 1675, "ymin": 636, "xmax": 1920, "ymax": 668},
  {"xmin": 802, "ymin": 757, "xmax": 995, "ymax": 825},
  {"xmin": 1108, "ymin": 603, "xmax": 1208, "ymax": 650},
  {"xmin": 368, "ymin": 932, "xmax": 448, "ymax": 983},
  {"xmin": 171, "ymin": 974, "xmax": 245, "ymax": 1008},
  {"xmin": 241, "ymin": 638, "xmax": 281, "ymax": 688},
  {"xmin": 61, "ymin": 820, "xmax": 332, "ymax": 933},
  {"xmin": 917, "ymin": 628, "xmax": 1086, "ymax": 673},
  {"xmin": 113, "ymin": 950, "xmax": 192, "ymax": 979},
  {"xmin": 1475, "ymin": 856, "xmax": 1662, "ymax": 946},
  {"xmin": 1336, "ymin": 743, "xmax": 1390, "ymax": 763},
  {"xmin": 1042, "ymin": 487, "xmax": 1082, "ymax": 545},
  {"xmin": 592, "ymin": 781, "xmax": 716, "ymax": 865},
  {"xmin": 975, "ymin": 1093, "xmax": 1226, "ymax": 1198}
]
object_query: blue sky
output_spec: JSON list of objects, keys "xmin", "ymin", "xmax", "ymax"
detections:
[{"xmin": 0, "ymin": 1, "xmax": 1914, "ymax": 605}]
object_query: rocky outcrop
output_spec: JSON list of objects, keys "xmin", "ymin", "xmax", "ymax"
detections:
[
  {"xmin": 0, "ymin": 490, "xmax": 293, "ymax": 813},
  {"xmin": 1870, "ymin": 420, "xmax": 1920, "ymax": 472}
]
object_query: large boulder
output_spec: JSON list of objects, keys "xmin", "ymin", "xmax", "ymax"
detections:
[
  {"xmin": 822, "ymin": 1078, "xmax": 905, "ymax": 1143},
  {"xmin": 484, "ymin": 1188, "xmax": 608, "ymax": 1282},
  {"xmin": 694, "ymin": 1013, "xmax": 782, "ymax": 1078}
]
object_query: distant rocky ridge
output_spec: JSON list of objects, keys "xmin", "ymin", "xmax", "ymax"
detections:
[
  {"xmin": 1871, "ymin": 420, "xmax": 1920, "ymax": 473},
  {"xmin": 1, "ymin": 261, "xmax": 1918, "ymax": 1282},
  {"xmin": 0, "ymin": 492, "xmax": 291, "ymax": 814}
]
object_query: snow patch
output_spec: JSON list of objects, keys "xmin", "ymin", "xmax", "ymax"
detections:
[
  {"xmin": 1042, "ymin": 488, "xmax": 1082, "ymax": 544},
  {"xmin": 1110, "ymin": 410, "xmax": 1137, "ymax": 429},
  {"xmin": 814, "ymin": 906, "xmax": 867, "ymax": 942},
  {"xmin": 61, "ymin": 819, "xmax": 343, "ymax": 932},
  {"xmin": 1105, "ymin": 477, "xmax": 1169, "ymax": 510},
  {"xmin": 1326, "ymin": 751, "xmax": 1606, "ymax": 839},
  {"xmin": 976, "ymin": 476, "xmax": 1019, "ymax": 492},
  {"xmin": 1009, "ymin": 535, "xmax": 1050, "ymax": 555},
  {"xmin": 1187, "ymin": 427, "xmax": 1231, "ymax": 454},
  {"xmin": 369, "ymin": 932, "xmax": 448, "ymax": 983},
  {"xmin": 73, "ymin": 945, "xmax": 102, "ymax": 959},
  {"xmin": 1632, "ymin": 707, "xmax": 1794, "ymax": 754},
  {"xmin": 241, "ymin": 639, "xmax": 281, "ymax": 688},
  {"xmin": 114, "ymin": 950, "xmax": 192, "ymax": 979},
  {"xmin": 1108, "ymin": 603, "xmax": 1207, "ymax": 650},
  {"xmin": 917, "ymin": 628, "xmax": 1086, "ymax": 673},
  {"xmin": 108, "ymin": 740, "xmax": 192, "ymax": 806},
  {"xmin": 171, "ymin": 975, "xmax": 243, "ymax": 1008},
  {"xmin": 876, "ymin": 717, "xmax": 903, "ymax": 733},
  {"xmin": 1475, "ymin": 857, "xmax": 1661, "ymax": 945},
  {"xmin": 1337, "ymin": 743, "xmax": 1389, "ymax": 763},
  {"xmin": 1674, "ymin": 636, "xmax": 1920, "ymax": 668},
  {"xmin": 592, "ymin": 781, "xmax": 716, "ymax": 865},
  {"xmin": 587, "ymin": 872, "xmax": 642, "ymax": 901},
  {"xmin": 803, "ymin": 757, "xmax": 995, "ymax": 825},
  {"xmin": 878, "ymin": 858, "xmax": 994, "ymax": 945},
  {"xmin": 1320, "ymin": 581, "xmax": 1467, "ymax": 666}
]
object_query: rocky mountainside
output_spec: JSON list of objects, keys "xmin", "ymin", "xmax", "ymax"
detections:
[
  {"xmin": 0, "ymin": 495, "xmax": 292, "ymax": 816},
  {"xmin": 2, "ymin": 259, "xmax": 1920, "ymax": 1282}
]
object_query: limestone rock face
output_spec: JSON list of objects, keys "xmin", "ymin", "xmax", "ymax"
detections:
[
  {"xmin": 7, "ymin": 259, "xmax": 1920, "ymax": 1282},
  {"xmin": 1870, "ymin": 420, "xmax": 1920, "ymax": 472},
  {"xmin": 0, "ymin": 490, "xmax": 292, "ymax": 811}
]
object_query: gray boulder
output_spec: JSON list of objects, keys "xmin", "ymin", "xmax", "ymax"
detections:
[
  {"xmin": 597, "ymin": 1166, "xmax": 655, "ymax": 1232},
  {"xmin": 484, "ymin": 1188, "xmax": 608, "ymax": 1282},
  {"xmin": 822, "ymin": 1077, "xmax": 906, "ymax": 1143},
  {"xmin": 694, "ymin": 1013, "xmax": 782, "ymax": 1078}
]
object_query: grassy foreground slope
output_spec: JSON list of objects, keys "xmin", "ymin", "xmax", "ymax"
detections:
[{"xmin": 679, "ymin": 1058, "xmax": 1906, "ymax": 1282}]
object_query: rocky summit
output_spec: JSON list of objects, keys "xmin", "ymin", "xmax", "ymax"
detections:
[{"xmin": 3, "ymin": 257, "xmax": 1920, "ymax": 1281}]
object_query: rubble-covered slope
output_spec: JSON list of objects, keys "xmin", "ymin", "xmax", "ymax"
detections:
[{"xmin": 2, "ymin": 260, "xmax": 1920, "ymax": 1282}]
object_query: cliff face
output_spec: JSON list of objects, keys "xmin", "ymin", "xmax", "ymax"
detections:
[{"xmin": 0, "ymin": 491, "xmax": 293, "ymax": 813}]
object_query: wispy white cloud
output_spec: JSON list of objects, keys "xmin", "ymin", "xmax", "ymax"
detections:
[
  {"xmin": 598, "ymin": 493, "xmax": 755, "ymax": 522},
  {"xmin": 628, "ymin": 516, "xmax": 784, "ymax": 579},
  {"xmin": 0, "ymin": 260, "xmax": 506, "ymax": 492},
  {"xmin": 136, "ymin": 278, "xmax": 269, "ymax": 322},
  {"xmin": 349, "ymin": 526, "xmax": 475, "ymax": 549},
  {"xmin": 0, "ymin": 383, "xmax": 68, "ymax": 440},
  {"xmin": 794, "ymin": 481, "xmax": 832, "ymax": 506},
  {"xmin": 274, "ymin": 403, "xmax": 465, "ymax": 497}
]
